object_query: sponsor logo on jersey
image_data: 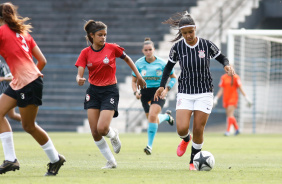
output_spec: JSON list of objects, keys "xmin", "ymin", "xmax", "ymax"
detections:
[
  {"xmin": 156, "ymin": 69, "xmax": 162, "ymax": 76},
  {"xmin": 103, "ymin": 56, "xmax": 109, "ymax": 64},
  {"xmin": 87, "ymin": 62, "xmax": 92, "ymax": 67},
  {"xmin": 198, "ymin": 50, "xmax": 205, "ymax": 58}
]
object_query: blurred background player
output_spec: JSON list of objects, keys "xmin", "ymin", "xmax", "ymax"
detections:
[
  {"xmin": 213, "ymin": 71, "xmax": 252, "ymax": 136},
  {"xmin": 0, "ymin": 2, "xmax": 65, "ymax": 176},
  {"xmin": 75, "ymin": 20, "xmax": 146, "ymax": 169},
  {"xmin": 132, "ymin": 37, "xmax": 177, "ymax": 155},
  {"xmin": 154, "ymin": 11, "xmax": 235, "ymax": 170},
  {"xmin": 0, "ymin": 60, "xmax": 21, "ymax": 122}
]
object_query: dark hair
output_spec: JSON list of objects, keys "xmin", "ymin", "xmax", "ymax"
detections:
[
  {"xmin": 143, "ymin": 37, "xmax": 154, "ymax": 47},
  {"xmin": 84, "ymin": 20, "xmax": 107, "ymax": 44},
  {"xmin": 163, "ymin": 11, "xmax": 195, "ymax": 42},
  {"xmin": 0, "ymin": 2, "xmax": 32, "ymax": 33}
]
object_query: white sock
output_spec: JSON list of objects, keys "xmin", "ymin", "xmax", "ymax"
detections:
[
  {"xmin": 95, "ymin": 137, "xmax": 116, "ymax": 163},
  {"xmin": 105, "ymin": 127, "xmax": 115, "ymax": 139},
  {"xmin": 192, "ymin": 141, "xmax": 204, "ymax": 150},
  {"xmin": 41, "ymin": 139, "xmax": 59, "ymax": 163},
  {"xmin": 0, "ymin": 132, "xmax": 17, "ymax": 162}
]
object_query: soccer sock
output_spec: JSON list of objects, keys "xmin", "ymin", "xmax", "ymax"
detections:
[
  {"xmin": 41, "ymin": 139, "xmax": 59, "ymax": 163},
  {"xmin": 227, "ymin": 117, "xmax": 232, "ymax": 132},
  {"xmin": 158, "ymin": 114, "xmax": 169, "ymax": 124},
  {"xmin": 95, "ymin": 137, "xmax": 116, "ymax": 163},
  {"xmin": 105, "ymin": 127, "xmax": 115, "ymax": 139},
  {"xmin": 0, "ymin": 132, "xmax": 17, "ymax": 162},
  {"xmin": 179, "ymin": 131, "xmax": 191, "ymax": 142},
  {"xmin": 231, "ymin": 116, "xmax": 239, "ymax": 130},
  {"xmin": 147, "ymin": 122, "xmax": 158, "ymax": 149},
  {"xmin": 190, "ymin": 141, "xmax": 203, "ymax": 164}
]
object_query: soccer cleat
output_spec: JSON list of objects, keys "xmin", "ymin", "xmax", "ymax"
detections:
[
  {"xmin": 165, "ymin": 110, "xmax": 174, "ymax": 126},
  {"xmin": 101, "ymin": 161, "xmax": 117, "ymax": 169},
  {"xmin": 45, "ymin": 154, "xmax": 66, "ymax": 176},
  {"xmin": 177, "ymin": 134, "xmax": 192, "ymax": 157},
  {"xmin": 234, "ymin": 130, "xmax": 240, "ymax": 136},
  {"xmin": 144, "ymin": 146, "xmax": 152, "ymax": 155},
  {"xmin": 224, "ymin": 132, "xmax": 230, "ymax": 136},
  {"xmin": 189, "ymin": 163, "xmax": 196, "ymax": 171},
  {"xmin": 110, "ymin": 129, "xmax": 121, "ymax": 154},
  {"xmin": 0, "ymin": 159, "xmax": 20, "ymax": 174}
]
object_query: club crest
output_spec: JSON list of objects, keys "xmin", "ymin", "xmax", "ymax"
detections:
[
  {"xmin": 198, "ymin": 50, "xmax": 205, "ymax": 58},
  {"xmin": 141, "ymin": 70, "xmax": 146, "ymax": 76},
  {"xmin": 103, "ymin": 56, "xmax": 109, "ymax": 64}
]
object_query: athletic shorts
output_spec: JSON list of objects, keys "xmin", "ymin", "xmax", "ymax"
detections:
[
  {"xmin": 140, "ymin": 87, "xmax": 165, "ymax": 113},
  {"xmin": 84, "ymin": 84, "xmax": 119, "ymax": 118},
  {"xmin": 176, "ymin": 92, "xmax": 213, "ymax": 114},
  {"xmin": 4, "ymin": 77, "xmax": 43, "ymax": 107}
]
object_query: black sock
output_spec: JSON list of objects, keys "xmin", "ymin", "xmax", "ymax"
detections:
[
  {"xmin": 190, "ymin": 146, "xmax": 201, "ymax": 164},
  {"xmin": 183, "ymin": 134, "xmax": 191, "ymax": 142}
]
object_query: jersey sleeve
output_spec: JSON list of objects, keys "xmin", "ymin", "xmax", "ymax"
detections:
[
  {"xmin": 168, "ymin": 44, "xmax": 179, "ymax": 63},
  {"xmin": 208, "ymin": 40, "xmax": 221, "ymax": 59},
  {"xmin": 29, "ymin": 34, "xmax": 37, "ymax": 50},
  {"xmin": 75, "ymin": 49, "xmax": 88, "ymax": 68},
  {"xmin": 112, "ymin": 44, "xmax": 125, "ymax": 58},
  {"xmin": 235, "ymin": 75, "xmax": 242, "ymax": 87}
]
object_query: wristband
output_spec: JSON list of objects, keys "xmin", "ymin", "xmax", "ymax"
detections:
[{"xmin": 134, "ymin": 91, "xmax": 137, "ymax": 95}]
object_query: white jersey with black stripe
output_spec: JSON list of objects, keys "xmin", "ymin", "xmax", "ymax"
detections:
[
  {"xmin": 168, "ymin": 37, "xmax": 221, "ymax": 94},
  {"xmin": 0, "ymin": 61, "xmax": 12, "ymax": 94}
]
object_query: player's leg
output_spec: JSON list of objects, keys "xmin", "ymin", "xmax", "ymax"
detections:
[
  {"xmin": 19, "ymin": 105, "xmax": 65, "ymax": 176},
  {"xmin": 0, "ymin": 94, "xmax": 19, "ymax": 174},
  {"xmin": 226, "ymin": 105, "xmax": 239, "ymax": 135},
  {"xmin": 7, "ymin": 107, "xmax": 21, "ymax": 122}
]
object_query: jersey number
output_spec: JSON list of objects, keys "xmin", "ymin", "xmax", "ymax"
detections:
[{"xmin": 16, "ymin": 33, "xmax": 29, "ymax": 52}]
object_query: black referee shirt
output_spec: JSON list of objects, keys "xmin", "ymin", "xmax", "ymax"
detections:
[{"xmin": 169, "ymin": 37, "xmax": 221, "ymax": 94}]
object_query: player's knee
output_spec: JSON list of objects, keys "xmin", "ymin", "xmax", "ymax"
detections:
[
  {"xmin": 97, "ymin": 126, "xmax": 108, "ymax": 136},
  {"xmin": 22, "ymin": 123, "xmax": 36, "ymax": 134}
]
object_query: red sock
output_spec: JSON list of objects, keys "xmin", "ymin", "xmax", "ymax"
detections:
[{"xmin": 230, "ymin": 116, "xmax": 239, "ymax": 130}]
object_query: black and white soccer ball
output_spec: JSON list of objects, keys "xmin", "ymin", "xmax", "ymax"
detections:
[{"xmin": 193, "ymin": 151, "xmax": 215, "ymax": 171}]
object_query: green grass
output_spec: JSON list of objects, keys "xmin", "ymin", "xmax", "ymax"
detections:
[{"xmin": 1, "ymin": 132, "xmax": 282, "ymax": 183}]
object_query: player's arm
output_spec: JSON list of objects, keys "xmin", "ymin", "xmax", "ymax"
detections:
[
  {"xmin": 32, "ymin": 45, "xmax": 47, "ymax": 71},
  {"xmin": 238, "ymin": 86, "xmax": 252, "ymax": 107},
  {"xmin": 132, "ymin": 76, "xmax": 141, "ymax": 99},
  {"xmin": 76, "ymin": 66, "xmax": 86, "ymax": 86},
  {"xmin": 213, "ymin": 87, "xmax": 223, "ymax": 107},
  {"xmin": 160, "ymin": 72, "xmax": 177, "ymax": 99},
  {"xmin": 215, "ymin": 54, "xmax": 235, "ymax": 75},
  {"xmin": 123, "ymin": 55, "xmax": 146, "ymax": 89}
]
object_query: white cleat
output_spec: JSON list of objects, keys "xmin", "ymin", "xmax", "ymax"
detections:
[
  {"xmin": 101, "ymin": 161, "xmax": 117, "ymax": 169},
  {"xmin": 110, "ymin": 129, "xmax": 121, "ymax": 154}
]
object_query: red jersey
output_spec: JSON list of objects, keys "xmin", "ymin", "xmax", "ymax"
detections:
[
  {"xmin": 0, "ymin": 24, "xmax": 43, "ymax": 90},
  {"xmin": 219, "ymin": 74, "xmax": 242, "ymax": 108},
  {"xmin": 75, "ymin": 43, "xmax": 125, "ymax": 86}
]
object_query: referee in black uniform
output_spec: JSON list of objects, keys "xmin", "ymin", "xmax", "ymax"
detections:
[{"xmin": 154, "ymin": 11, "xmax": 235, "ymax": 170}]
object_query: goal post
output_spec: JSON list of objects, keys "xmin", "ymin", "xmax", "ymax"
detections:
[{"xmin": 227, "ymin": 29, "xmax": 282, "ymax": 134}]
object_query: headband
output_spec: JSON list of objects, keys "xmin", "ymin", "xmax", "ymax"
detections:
[
  {"xmin": 178, "ymin": 25, "xmax": 196, "ymax": 29},
  {"xmin": 93, "ymin": 28, "xmax": 106, "ymax": 33}
]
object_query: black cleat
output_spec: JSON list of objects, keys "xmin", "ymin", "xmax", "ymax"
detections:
[
  {"xmin": 0, "ymin": 159, "xmax": 20, "ymax": 174},
  {"xmin": 165, "ymin": 110, "xmax": 174, "ymax": 126},
  {"xmin": 144, "ymin": 146, "xmax": 152, "ymax": 155},
  {"xmin": 45, "ymin": 154, "xmax": 66, "ymax": 176}
]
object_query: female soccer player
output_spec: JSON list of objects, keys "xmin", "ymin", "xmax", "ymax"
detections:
[
  {"xmin": 75, "ymin": 20, "xmax": 146, "ymax": 169},
  {"xmin": 213, "ymin": 72, "xmax": 252, "ymax": 136},
  {"xmin": 154, "ymin": 11, "xmax": 235, "ymax": 170},
  {"xmin": 132, "ymin": 38, "xmax": 177, "ymax": 155},
  {"xmin": 0, "ymin": 60, "xmax": 21, "ymax": 122},
  {"xmin": 0, "ymin": 2, "xmax": 65, "ymax": 176}
]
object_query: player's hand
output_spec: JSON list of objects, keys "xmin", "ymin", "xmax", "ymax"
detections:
[
  {"xmin": 154, "ymin": 87, "xmax": 164, "ymax": 101},
  {"xmin": 76, "ymin": 76, "xmax": 86, "ymax": 86},
  {"xmin": 224, "ymin": 65, "xmax": 235, "ymax": 76},
  {"xmin": 135, "ymin": 92, "xmax": 141, "ymax": 100},
  {"xmin": 213, "ymin": 96, "xmax": 218, "ymax": 107},
  {"xmin": 245, "ymin": 96, "xmax": 252, "ymax": 108},
  {"xmin": 137, "ymin": 77, "xmax": 147, "ymax": 90}
]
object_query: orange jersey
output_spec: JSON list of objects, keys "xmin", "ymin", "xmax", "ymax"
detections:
[
  {"xmin": 0, "ymin": 24, "xmax": 43, "ymax": 90},
  {"xmin": 219, "ymin": 74, "xmax": 242, "ymax": 108}
]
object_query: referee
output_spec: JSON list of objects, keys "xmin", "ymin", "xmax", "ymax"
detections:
[{"xmin": 154, "ymin": 11, "xmax": 235, "ymax": 170}]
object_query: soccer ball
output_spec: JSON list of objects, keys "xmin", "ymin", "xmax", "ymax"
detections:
[{"xmin": 193, "ymin": 151, "xmax": 215, "ymax": 171}]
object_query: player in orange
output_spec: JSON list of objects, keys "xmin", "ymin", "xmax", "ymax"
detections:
[
  {"xmin": 213, "ymin": 72, "xmax": 252, "ymax": 136},
  {"xmin": 0, "ymin": 2, "xmax": 65, "ymax": 175}
]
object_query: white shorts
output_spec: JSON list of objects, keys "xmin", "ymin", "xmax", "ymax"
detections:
[{"xmin": 176, "ymin": 93, "xmax": 213, "ymax": 114}]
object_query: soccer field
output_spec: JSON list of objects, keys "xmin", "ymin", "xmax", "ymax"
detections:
[{"xmin": 0, "ymin": 132, "xmax": 281, "ymax": 184}]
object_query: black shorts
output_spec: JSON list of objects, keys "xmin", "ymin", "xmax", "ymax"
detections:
[
  {"xmin": 84, "ymin": 84, "xmax": 119, "ymax": 118},
  {"xmin": 140, "ymin": 87, "xmax": 165, "ymax": 113},
  {"xmin": 4, "ymin": 77, "xmax": 43, "ymax": 107}
]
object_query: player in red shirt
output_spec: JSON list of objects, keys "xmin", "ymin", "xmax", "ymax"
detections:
[
  {"xmin": 0, "ymin": 2, "xmax": 65, "ymax": 175},
  {"xmin": 75, "ymin": 20, "xmax": 146, "ymax": 169},
  {"xmin": 214, "ymin": 73, "xmax": 252, "ymax": 136}
]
